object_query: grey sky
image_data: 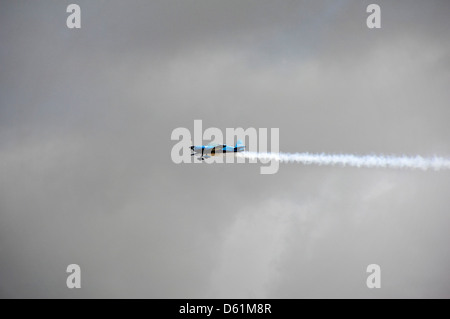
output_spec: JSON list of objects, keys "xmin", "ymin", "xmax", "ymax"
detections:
[{"xmin": 1, "ymin": 0, "xmax": 449, "ymax": 298}]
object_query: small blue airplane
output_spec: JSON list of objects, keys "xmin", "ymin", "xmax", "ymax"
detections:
[{"xmin": 190, "ymin": 140, "xmax": 245, "ymax": 160}]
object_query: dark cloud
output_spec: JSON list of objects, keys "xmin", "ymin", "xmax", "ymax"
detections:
[{"xmin": 1, "ymin": 0, "xmax": 449, "ymax": 298}]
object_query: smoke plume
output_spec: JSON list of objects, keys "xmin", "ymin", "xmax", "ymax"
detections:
[{"xmin": 238, "ymin": 152, "xmax": 450, "ymax": 171}]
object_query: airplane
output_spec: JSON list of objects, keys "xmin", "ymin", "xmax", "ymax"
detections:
[{"xmin": 190, "ymin": 140, "xmax": 245, "ymax": 160}]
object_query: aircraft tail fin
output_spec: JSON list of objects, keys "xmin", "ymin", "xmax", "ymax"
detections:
[{"xmin": 235, "ymin": 139, "xmax": 244, "ymax": 148}]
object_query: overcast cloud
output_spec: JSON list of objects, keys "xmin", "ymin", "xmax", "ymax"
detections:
[{"xmin": 1, "ymin": 0, "xmax": 450, "ymax": 298}]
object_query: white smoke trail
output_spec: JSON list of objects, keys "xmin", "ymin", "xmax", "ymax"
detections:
[{"xmin": 238, "ymin": 152, "xmax": 450, "ymax": 171}]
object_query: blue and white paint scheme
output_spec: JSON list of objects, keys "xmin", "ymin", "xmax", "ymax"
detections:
[{"xmin": 190, "ymin": 140, "xmax": 245, "ymax": 160}]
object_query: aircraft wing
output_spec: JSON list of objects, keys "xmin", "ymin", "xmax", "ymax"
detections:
[{"xmin": 210, "ymin": 144, "xmax": 226, "ymax": 155}]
